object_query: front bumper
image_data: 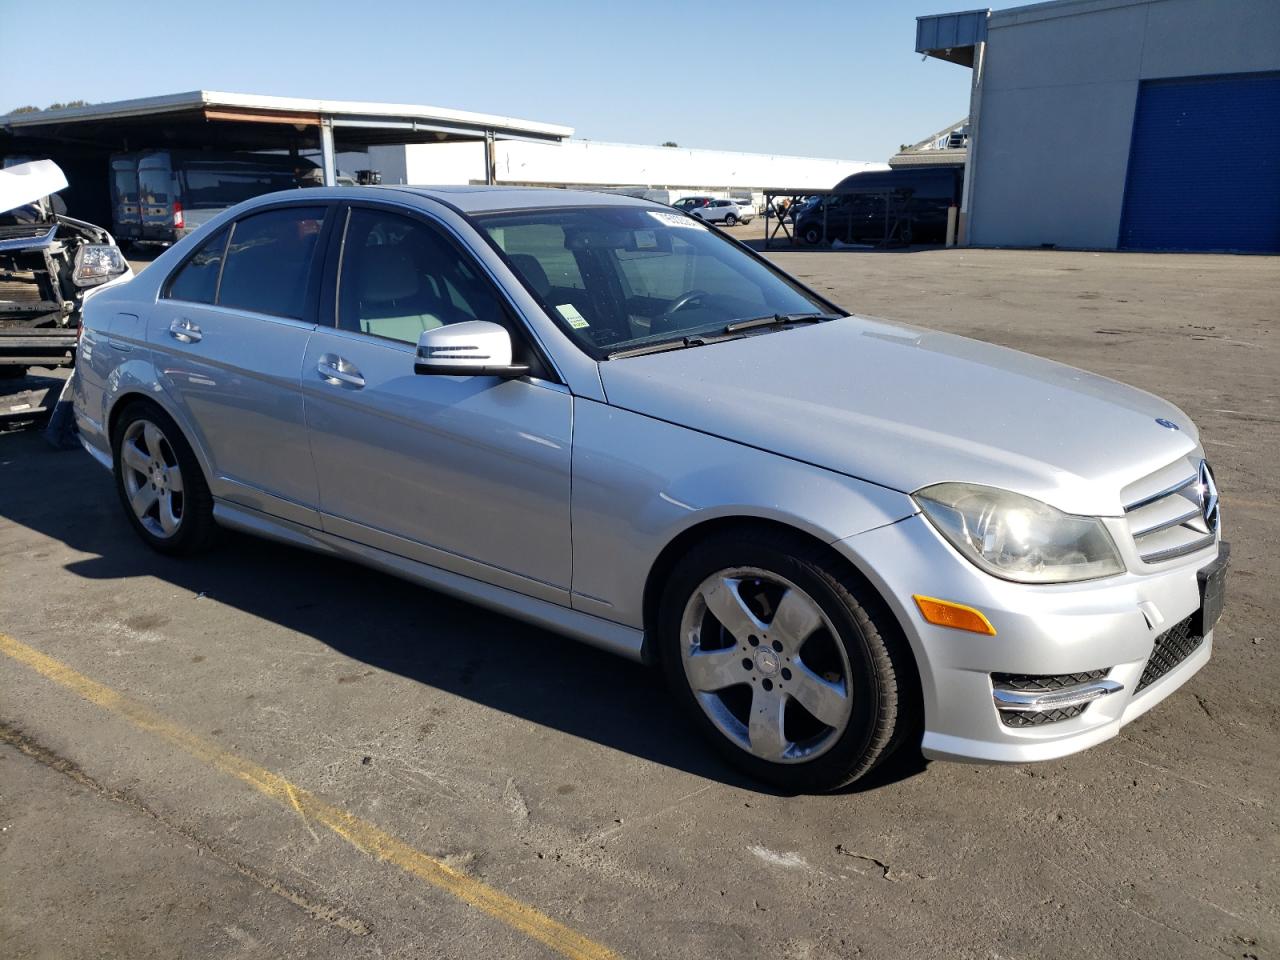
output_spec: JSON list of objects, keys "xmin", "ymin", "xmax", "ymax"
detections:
[{"xmin": 835, "ymin": 513, "xmax": 1221, "ymax": 764}]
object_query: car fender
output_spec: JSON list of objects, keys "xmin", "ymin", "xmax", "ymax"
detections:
[
  {"xmin": 96, "ymin": 355, "xmax": 216, "ymax": 487},
  {"xmin": 569, "ymin": 398, "xmax": 915, "ymax": 630}
]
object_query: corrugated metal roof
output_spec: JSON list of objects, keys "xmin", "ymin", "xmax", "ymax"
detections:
[
  {"xmin": 1, "ymin": 90, "xmax": 572, "ymax": 142},
  {"xmin": 889, "ymin": 149, "xmax": 969, "ymax": 168},
  {"xmin": 916, "ymin": 9, "xmax": 989, "ymax": 53}
]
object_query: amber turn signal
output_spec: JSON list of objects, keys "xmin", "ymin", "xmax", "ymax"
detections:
[{"xmin": 913, "ymin": 595, "xmax": 997, "ymax": 636}]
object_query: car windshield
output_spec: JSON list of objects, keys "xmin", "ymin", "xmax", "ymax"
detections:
[{"xmin": 475, "ymin": 205, "xmax": 834, "ymax": 358}]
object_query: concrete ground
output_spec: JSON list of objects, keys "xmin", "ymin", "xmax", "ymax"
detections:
[{"xmin": 1, "ymin": 242, "xmax": 1277, "ymax": 960}]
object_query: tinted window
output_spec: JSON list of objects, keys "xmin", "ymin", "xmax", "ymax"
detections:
[
  {"xmin": 338, "ymin": 208, "xmax": 507, "ymax": 344},
  {"xmin": 218, "ymin": 207, "xmax": 325, "ymax": 319},
  {"xmin": 139, "ymin": 166, "xmax": 170, "ymax": 205},
  {"xmin": 181, "ymin": 167, "xmax": 301, "ymax": 209},
  {"xmin": 112, "ymin": 167, "xmax": 138, "ymax": 204},
  {"xmin": 165, "ymin": 227, "xmax": 229, "ymax": 304}
]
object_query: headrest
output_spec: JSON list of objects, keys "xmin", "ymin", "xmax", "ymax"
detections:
[
  {"xmin": 359, "ymin": 247, "xmax": 418, "ymax": 303},
  {"xmin": 508, "ymin": 253, "xmax": 551, "ymax": 299}
]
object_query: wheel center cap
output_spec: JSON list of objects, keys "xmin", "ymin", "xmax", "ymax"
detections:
[{"xmin": 754, "ymin": 648, "xmax": 780, "ymax": 675}]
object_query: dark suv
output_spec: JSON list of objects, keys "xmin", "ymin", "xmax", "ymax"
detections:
[{"xmin": 793, "ymin": 169, "xmax": 962, "ymax": 246}]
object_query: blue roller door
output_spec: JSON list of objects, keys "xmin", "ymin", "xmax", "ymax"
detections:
[{"xmin": 1120, "ymin": 71, "xmax": 1280, "ymax": 253}]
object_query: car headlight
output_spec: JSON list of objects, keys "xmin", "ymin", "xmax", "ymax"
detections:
[
  {"xmin": 73, "ymin": 244, "xmax": 128, "ymax": 287},
  {"xmin": 913, "ymin": 482, "xmax": 1124, "ymax": 583}
]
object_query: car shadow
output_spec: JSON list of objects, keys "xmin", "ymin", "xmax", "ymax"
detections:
[{"xmin": 1, "ymin": 430, "xmax": 929, "ymax": 795}]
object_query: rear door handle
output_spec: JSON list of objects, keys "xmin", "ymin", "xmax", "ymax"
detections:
[
  {"xmin": 169, "ymin": 318, "xmax": 202, "ymax": 343},
  {"xmin": 317, "ymin": 356, "xmax": 365, "ymax": 388}
]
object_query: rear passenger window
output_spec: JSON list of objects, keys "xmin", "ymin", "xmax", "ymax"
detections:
[
  {"xmin": 165, "ymin": 227, "xmax": 229, "ymax": 304},
  {"xmin": 218, "ymin": 207, "xmax": 325, "ymax": 319}
]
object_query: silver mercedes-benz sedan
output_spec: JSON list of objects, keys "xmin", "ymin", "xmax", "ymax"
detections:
[{"xmin": 72, "ymin": 186, "xmax": 1226, "ymax": 791}]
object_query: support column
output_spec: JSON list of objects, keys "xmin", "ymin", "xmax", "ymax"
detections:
[
  {"xmin": 320, "ymin": 117, "xmax": 337, "ymax": 187},
  {"xmin": 484, "ymin": 131, "xmax": 497, "ymax": 186},
  {"xmin": 959, "ymin": 40, "xmax": 985, "ymax": 246}
]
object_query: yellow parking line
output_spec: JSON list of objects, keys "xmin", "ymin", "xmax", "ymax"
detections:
[{"xmin": 0, "ymin": 632, "xmax": 619, "ymax": 960}]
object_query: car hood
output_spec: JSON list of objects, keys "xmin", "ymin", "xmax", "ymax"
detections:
[
  {"xmin": 597, "ymin": 316, "xmax": 1199, "ymax": 517},
  {"xmin": 0, "ymin": 159, "xmax": 67, "ymax": 215}
]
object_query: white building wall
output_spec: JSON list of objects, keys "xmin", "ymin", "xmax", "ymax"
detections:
[{"xmin": 352, "ymin": 139, "xmax": 886, "ymax": 195}]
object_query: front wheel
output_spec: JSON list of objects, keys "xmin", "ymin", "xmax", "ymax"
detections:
[
  {"xmin": 112, "ymin": 402, "xmax": 216, "ymax": 555},
  {"xmin": 724, "ymin": 213, "xmax": 738, "ymax": 226},
  {"xmin": 659, "ymin": 530, "xmax": 912, "ymax": 792},
  {"xmin": 801, "ymin": 224, "xmax": 823, "ymax": 246}
]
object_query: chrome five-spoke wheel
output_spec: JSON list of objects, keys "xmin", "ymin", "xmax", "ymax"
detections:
[
  {"xmin": 680, "ymin": 567, "xmax": 854, "ymax": 763},
  {"xmin": 660, "ymin": 530, "xmax": 912, "ymax": 791},
  {"xmin": 113, "ymin": 403, "xmax": 215, "ymax": 555},
  {"xmin": 120, "ymin": 419, "xmax": 186, "ymax": 539}
]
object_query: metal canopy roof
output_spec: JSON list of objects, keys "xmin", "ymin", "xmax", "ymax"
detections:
[
  {"xmin": 915, "ymin": 9, "xmax": 989, "ymax": 66},
  {"xmin": 0, "ymin": 90, "xmax": 573, "ymax": 151}
]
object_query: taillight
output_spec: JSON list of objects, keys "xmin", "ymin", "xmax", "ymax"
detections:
[{"xmin": 173, "ymin": 201, "xmax": 185, "ymax": 230}]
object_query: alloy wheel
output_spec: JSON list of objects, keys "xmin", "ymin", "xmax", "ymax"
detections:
[
  {"xmin": 679, "ymin": 567, "xmax": 854, "ymax": 763},
  {"xmin": 119, "ymin": 419, "xmax": 185, "ymax": 539}
]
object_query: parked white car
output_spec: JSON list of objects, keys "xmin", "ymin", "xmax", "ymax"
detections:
[{"xmin": 690, "ymin": 198, "xmax": 752, "ymax": 226}]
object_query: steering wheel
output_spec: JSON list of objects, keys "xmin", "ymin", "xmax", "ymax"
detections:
[{"xmin": 662, "ymin": 289, "xmax": 712, "ymax": 319}]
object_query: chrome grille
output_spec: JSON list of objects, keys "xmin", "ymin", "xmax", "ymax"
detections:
[{"xmin": 1122, "ymin": 457, "xmax": 1217, "ymax": 564}]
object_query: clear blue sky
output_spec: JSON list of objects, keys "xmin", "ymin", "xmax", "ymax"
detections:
[{"xmin": 0, "ymin": 0, "xmax": 1016, "ymax": 161}]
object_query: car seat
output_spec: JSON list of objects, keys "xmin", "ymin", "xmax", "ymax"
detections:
[{"xmin": 355, "ymin": 246, "xmax": 455, "ymax": 342}]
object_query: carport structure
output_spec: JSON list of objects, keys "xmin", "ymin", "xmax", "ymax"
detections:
[{"xmin": 1, "ymin": 90, "xmax": 572, "ymax": 211}]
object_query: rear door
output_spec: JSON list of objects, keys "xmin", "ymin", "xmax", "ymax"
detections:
[
  {"xmin": 152, "ymin": 202, "xmax": 333, "ymax": 527},
  {"xmin": 138, "ymin": 155, "xmax": 175, "ymax": 242},
  {"xmin": 301, "ymin": 202, "xmax": 573, "ymax": 602},
  {"xmin": 110, "ymin": 157, "xmax": 141, "ymax": 242}
]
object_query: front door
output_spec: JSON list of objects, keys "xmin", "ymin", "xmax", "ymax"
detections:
[{"xmin": 302, "ymin": 205, "xmax": 573, "ymax": 602}]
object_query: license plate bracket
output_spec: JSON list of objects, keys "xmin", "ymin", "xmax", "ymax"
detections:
[{"xmin": 1194, "ymin": 541, "xmax": 1229, "ymax": 637}]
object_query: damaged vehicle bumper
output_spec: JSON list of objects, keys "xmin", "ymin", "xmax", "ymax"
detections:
[{"xmin": 1, "ymin": 160, "xmax": 132, "ymax": 371}]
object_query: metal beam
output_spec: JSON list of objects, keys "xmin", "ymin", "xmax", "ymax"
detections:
[{"xmin": 319, "ymin": 117, "xmax": 336, "ymax": 187}]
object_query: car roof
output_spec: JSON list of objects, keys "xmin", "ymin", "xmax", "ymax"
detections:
[
  {"xmin": 376, "ymin": 184, "xmax": 661, "ymax": 213},
  {"xmin": 222, "ymin": 184, "xmax": 667, "ymax": 221}
]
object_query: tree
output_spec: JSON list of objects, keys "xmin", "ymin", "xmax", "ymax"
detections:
[
  {"xmin": 47, "ymin": 100, "xmax": 91, "ymax": 111},
  {"xmin": 8, "ymin": 105, "xmax": 41, "ymax": 114},
  {"xmin": 661, "ymin": 141, "xmax": 679, "ymax": 148}
]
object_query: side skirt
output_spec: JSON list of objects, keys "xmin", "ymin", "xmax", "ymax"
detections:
[{"xmin": 212, "ymin": 500, "xmax": 647, "ymax": 663}]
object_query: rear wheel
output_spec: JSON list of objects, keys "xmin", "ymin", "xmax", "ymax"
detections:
[
  {"xmin": 659, "ymin": 529, "xmax": 911, "ymax": 792},
  {"xmin": 802, "ymin": 224, "xmax": 824, "ymax": 246},
  {"xmin": 112, "ymin": 402, "xmax": 216, "ymax": 555}
]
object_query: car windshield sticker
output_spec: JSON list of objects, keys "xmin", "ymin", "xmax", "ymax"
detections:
[
  {"xmin": 633, "ymin": 229, "xmax": 658, "ymax": 249},
  {"xmin": 649, "ymin": 210, "xmax": 701, "ymax": 229},
  {"xmin": 557, "ymin": 303, "xmax": 590, "ymax": 329}
]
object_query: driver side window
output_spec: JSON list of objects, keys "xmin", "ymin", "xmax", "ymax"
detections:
[{"xmin": 338, "ymin": 208, "xmax": 505, "ymax": 345}]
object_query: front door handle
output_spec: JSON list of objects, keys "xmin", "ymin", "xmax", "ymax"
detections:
[
  {"xmin": 169, "ymin": 318, "xmax": 202, "ymax": 343},
  {"xmin": 317, "ymin": 355, "xmax": 365, "ymax": 388}
]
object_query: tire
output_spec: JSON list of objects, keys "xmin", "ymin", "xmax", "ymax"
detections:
[
  {"xmin": 724, "ymin": 213, "xmax": 738, "ymax": 227},
  {"xmin": 658, "ymin": 529, "xmax": 912, "ymax": 792},
  {"xmin": 802, "ymin": 225, "xmax": 823, "ymax": 246},
  {"xmin": 112, "ymin": 401, "xmax": 216, "ymax": 555}
]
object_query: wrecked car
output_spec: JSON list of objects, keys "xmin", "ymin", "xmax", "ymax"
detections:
[{"xmin": 1, "ymin": 159, "xmax": 132, "ymax": 377}]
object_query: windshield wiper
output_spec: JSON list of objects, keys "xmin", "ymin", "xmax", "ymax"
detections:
[
  {"xmin": 607, "ymin": 335, "xmax": 713, "ymax": 360},
  {"xmin": 723, "ymin": 312, "xmax": 842, "ymax": 333}
]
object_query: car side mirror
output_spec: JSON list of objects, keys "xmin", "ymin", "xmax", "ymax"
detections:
[{"xmin": 414, "ymin": 321, "xmax": 530, "ymax": 378}]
